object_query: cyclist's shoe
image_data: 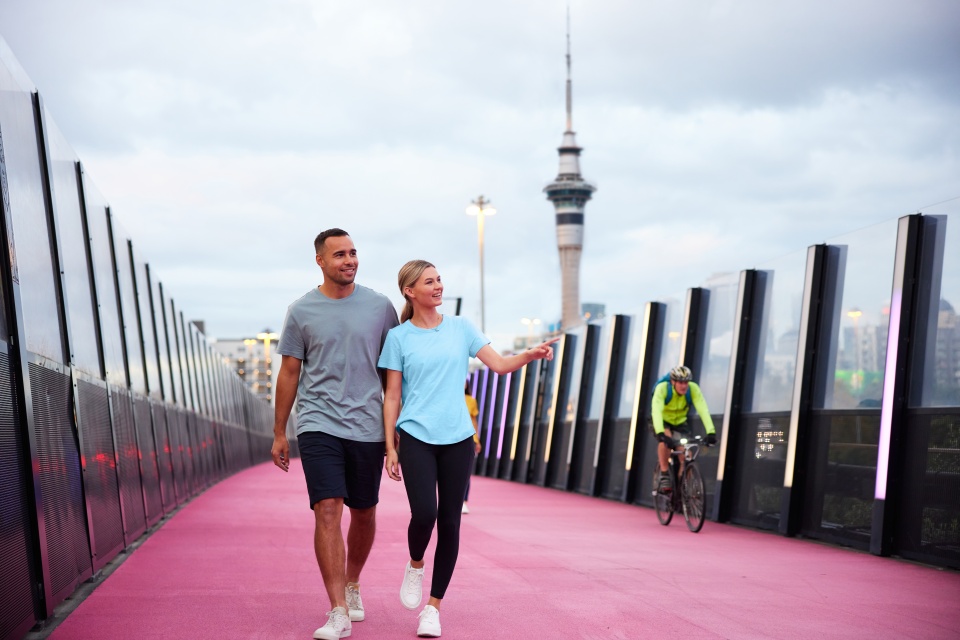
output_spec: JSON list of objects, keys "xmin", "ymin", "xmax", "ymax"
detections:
[{"xmin": 658, "ymin": 471, "xmax": 672, "ymax": 493}]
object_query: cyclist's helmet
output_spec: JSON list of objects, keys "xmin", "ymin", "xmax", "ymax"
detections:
[{"xmin": 669, "ymin": 365, "xmax": 692, "ymax": 382}]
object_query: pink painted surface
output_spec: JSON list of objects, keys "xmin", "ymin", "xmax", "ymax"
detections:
[{"xmin": 50, "ymin": 459, "xmax": 960, "ymax": 639}]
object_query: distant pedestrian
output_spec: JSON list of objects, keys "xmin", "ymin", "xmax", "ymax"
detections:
[
  {"xmin": 462, "ymin": 382, "xmax": 481, "ymax": 514},
  {"xmin": 379, "ymin": 259, "xmax": 558, "ymax": 638},
  {"xmin": 271, "ymin": 228, "xmax": 399, "ymax": 640}
]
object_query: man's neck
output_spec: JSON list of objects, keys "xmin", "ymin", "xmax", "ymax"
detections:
[{"xmin": 318, "ymin": 281, "xmax": 356, "ymax": 300}]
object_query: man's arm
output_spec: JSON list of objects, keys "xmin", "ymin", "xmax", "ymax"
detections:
[
  {"xmin": 651, "ymin": 382, "xmax": 668, "ymax": 434},
  {"xmin": 271, "ymin": 354, "xmax": 302, "ymax": 472}
]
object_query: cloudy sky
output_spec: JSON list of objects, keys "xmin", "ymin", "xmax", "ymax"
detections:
[{"xmin": 1, "ymin": 0, "xmax": 958, "ymax": 349}]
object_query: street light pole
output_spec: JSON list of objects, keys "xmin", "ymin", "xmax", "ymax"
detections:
[{"xmin": 466, "ymin": 195, "xmax": 496, "ymax": 333}]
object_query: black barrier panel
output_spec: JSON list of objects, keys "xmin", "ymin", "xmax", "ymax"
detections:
[
  {"xmin": 896, "ymin": 410, "xmax": 960, "ymax": 568},
  {"xmin": 801, "ymin": 410, "xmax": 878, "ymax": 550},
  {"xmin": 46, "ymin": 120, "xmax": 99, "ymax": 375},
  {"xmin": 570, "ymin": 324, "xmax": 602, "ymax": 494},
  {"xmin": 730, "ymin": 412, "xmax": 790, "ymax": 530},
  {"xmin": 548, "ymin": 328, "xmax": 587, "ymax": 491},
  {"xmin": 76, "ymin": 378, "xmax": 124, "ymax": 571},
  {"xmin": 0, "ymin": 349, "xmax": 38, "ymax": 639},
  {"xmin": 511, "ymin": 360, "xmax": 542, "ymax": 484},
  {"xmin": 152, "ymin": 403, "xmax": 175, "ymax": 512},
  {"xmin": 134, "ymin": 396, "xmax": 162, "ymax": 526},
  {"xmin": 600, "ymin": 314, "xmax": 644, "ymax": 500},
  {"xmin": 531, "ymin": 349, "xmax": 560, "ymax": 486},
  {"xmin": 484, "ymin": 371, "xmax": 510, "ymax": 478},
  {"xmin": 0, "ymin": 68, "xmax": 65, "ymax": 363},
  {"xmin": 31, "ymin": 362, "xmax": 92, "ymax": 605},
  {"xmin": 167, "ymin": 408, "xmax": 186, "ymax": 503},
  {"xmin": 111, "ymin": 386, "xmax": 146, "ymax": 544},
  {"xmin": 497, "ymin": 370, "xmax": 523, "ymax": 481}
]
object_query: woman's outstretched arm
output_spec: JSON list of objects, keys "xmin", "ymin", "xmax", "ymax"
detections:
[{"xmin": 475, "ymin": 337, "xmax": 560, "ymax": 375}]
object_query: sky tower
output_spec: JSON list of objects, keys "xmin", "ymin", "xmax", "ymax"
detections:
[{"xmin": 544, "ymin": 19, "xmax": 595, "ymax": 331}]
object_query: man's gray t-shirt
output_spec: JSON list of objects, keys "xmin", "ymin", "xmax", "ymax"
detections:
[{"xmin": 277, "ymin": 284, "xmax": 399, "ymax": 441}]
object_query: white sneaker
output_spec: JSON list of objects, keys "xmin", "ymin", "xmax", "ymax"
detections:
[
  {"xmin": 400, "ymin": 561, "xmax": 424, "ymax": 610},
  {"xmin": 345, "ymin": 583, "xmax": 364, "ymax": 622},
  {"xmin": 313, "ymin": 606, "xmax": 351, "ymax": 639},
  {"xmin": 417, "ymin": 604, "xmax": 441, "ymax": 638},
  {"xmin": 461, "ymin": 502, "xmax": 470, "ymax": 514}
]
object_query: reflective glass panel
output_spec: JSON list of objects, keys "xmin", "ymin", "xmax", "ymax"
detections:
[
  {"xmin": 149, "ymin": 270, "xmax": 172, "ymax": 401},
  {"xmin": 918, "ymin": 204, "xmax": 960, "ymax": 407},
  {"xmin": 166, "ymin": 295, "xmax": 186, "ymax": 407},
  {"xmin": 699, "ymin": 272, "xmax": 739, "ymax": 411},
  {"xmin": 45, "ymin": 116, "xmax": 99, "ymax": 373},
  {"xmin": 617, "ymin": 312, "xmax": 643, "ymax": 420},
  {"xmin": 0, "ymin": 59, "xmax": 63, "ymax": 361},
  {"xmin": 819, "ymin": 220, "xmax": 898, "ymax": 409},
  {"xmin": 83, "ymin": 181, "xmax": 125, "ymax": 385},
  {"xmin": 133, "ymin": 250, "xmax": 162, "ymax": 398},
  {"xmin": 587, "ymin": 319, "xmax": 614, "ymax": 423},
  {"xmin": 111, "ymin": 217, "xmax": 145, "ymax": 394},
  {"xmin": 747, "ymin": 250, "xmax": 807, "ymax": 412},
  {"xmin": 656, "ymin": 295, "xmax": 684, "ymax": 376}
]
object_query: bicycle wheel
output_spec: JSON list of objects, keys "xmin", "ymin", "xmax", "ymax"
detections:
[
  {"xmin": 681, "ymin": 464, "xmax": 706, "ymax": 533},
  {"xmin": 652, "ymin": 468, "xmax": 673, "ymax": 525}
]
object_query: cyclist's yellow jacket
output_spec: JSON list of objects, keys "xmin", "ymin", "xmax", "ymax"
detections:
[{"xmin": 651, "ymin": 380, "xmax": 716, "ymax": 435}]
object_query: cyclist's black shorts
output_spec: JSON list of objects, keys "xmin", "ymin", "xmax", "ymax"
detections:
[{"xmin": 648, "ymin": 419, "xmax": 690, "ymax": 438}]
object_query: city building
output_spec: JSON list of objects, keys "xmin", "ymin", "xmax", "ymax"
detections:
[{"xmin": 211, "ymin": 331, "xmax": 279, "ymax": 404}]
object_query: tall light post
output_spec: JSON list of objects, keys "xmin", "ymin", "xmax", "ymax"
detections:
[
  {"xmin": 847, "ymin": 309, "xmax": 863, "ymax": 392},
  {"xmin": 521, "ymin": 317, "xmax": 541, "ymax": 347},
  {"xmin": 257, "ymin": 330, "xmax": 279, "ymax": 402},
  {"xmin": 466, "ymin": 195, "xmax": 496, "ymax": 333}
]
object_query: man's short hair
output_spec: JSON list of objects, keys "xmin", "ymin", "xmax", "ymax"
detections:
[{"xmin": 315, "ymin": 228, "xmax": 350, "ymax": 254}]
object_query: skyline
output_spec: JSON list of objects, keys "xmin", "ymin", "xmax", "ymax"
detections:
[{"xmin": 0, "ymin": 1, "xmax": 958, "ymax": 349}]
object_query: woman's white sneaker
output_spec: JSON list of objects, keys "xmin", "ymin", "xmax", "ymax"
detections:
[
  {"xmin": 313, "ymin": 606, "xmax": 351, "ymax": 639},
  {"xmin": 400, "ymin": 562, "xmax": 424, "ymax": 610},
  {"xmin": 417, "ymin": 605, "xmax": 441, "ymax": 637}
]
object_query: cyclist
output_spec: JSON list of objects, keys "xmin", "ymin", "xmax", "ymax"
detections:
[{"xmin": 651, "ymin": 365, "xmax": 717, "ymax": 492}]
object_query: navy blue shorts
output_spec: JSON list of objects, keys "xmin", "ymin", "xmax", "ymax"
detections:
[{"xmin": 297, "ymin": 431, "xmax": 385, "ymax": 510}]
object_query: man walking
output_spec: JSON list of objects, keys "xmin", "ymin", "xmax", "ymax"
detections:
[{"xmin": 271, "ymin": 228, "xmax": 399, "ymax": 640}]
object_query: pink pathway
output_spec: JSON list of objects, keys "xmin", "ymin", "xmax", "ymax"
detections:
[{"xmin": 48, "ymin": 460, "xmax": 959, "ymax": 639}]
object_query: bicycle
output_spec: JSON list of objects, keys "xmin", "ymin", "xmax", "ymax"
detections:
[{"xmin": 651, "ymin": 434, "xmax": 708, "ymax": 533}]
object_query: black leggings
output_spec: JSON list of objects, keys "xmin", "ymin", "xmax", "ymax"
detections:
[{"xmin": 398, "ymin": 430, "xmax": 475, "ymax": 600}]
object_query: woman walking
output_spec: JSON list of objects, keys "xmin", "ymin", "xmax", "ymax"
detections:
[{"xmin": 379, "ymin": 260, "xmax": 557, "ymax": 637}]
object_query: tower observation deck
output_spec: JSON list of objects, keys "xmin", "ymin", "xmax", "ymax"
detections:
[{"xmin": 544, "ymin": 22, "xmax": 595, "ymax": 330}]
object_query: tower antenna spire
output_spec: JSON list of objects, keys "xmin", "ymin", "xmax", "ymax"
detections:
[{"xmin": 565, "ymin": 5, "xmax": 573, "ymax": 132}]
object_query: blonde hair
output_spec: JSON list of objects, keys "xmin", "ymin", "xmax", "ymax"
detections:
[{"xmin": 397, "ymin": 259, "xmax": 435, "ymax": 323}]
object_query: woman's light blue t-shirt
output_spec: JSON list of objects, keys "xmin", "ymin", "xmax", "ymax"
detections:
[{"xmin": 378, "ymin": 316, "xmax": 490, "ymax": 445}]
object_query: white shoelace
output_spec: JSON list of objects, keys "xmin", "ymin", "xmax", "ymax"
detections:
[{"xmin": 404, "ymin": 567, "xmax": 423, "ymax": 596}]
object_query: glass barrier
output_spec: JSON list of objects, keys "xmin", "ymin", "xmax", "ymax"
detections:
[
  {"xmin": 0, "ymin": 59, "xmax": 64, "ymax": 361},
  {"xmin": 747, "ymin": 250, "xmax": 807, "ymax": 412},
  {"xmin": 149, "ymin": 270, "xmax": 173, "ymax": 402},
  {"xmin": 699, "ymin": 272, "xmax": 740, "ymax": 410},
  {"xmin": 917, "ymin": 204, "xmax": 960, "ymax": 407},
  {"xmin": 45, "ymin": 116, "xmax": 99, "ymax": 374},
  {"xmin": 111, "ymin": 218, "xmax": 145, "ymax": 394},
  {"xmin": 133, "ymin": 250, "xmax": 162, "ymax": 398},
  {"xmin": 819, "ymin": 219, "xmax": 898, "ymax": 409},
  {"xmin": 83, "ymin": 181, "xmax": 125, "ymax": 385},
  {"xmin": 657, "ymin": 295, "xmax": 684, "ymax": 374},
  {"xmin": 165, "ymin": 294, "xmax": 186, "ymax": 407},
  {"xmin": 549, "ymin": 325, "xmax": 588, "ymax": 489}
]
